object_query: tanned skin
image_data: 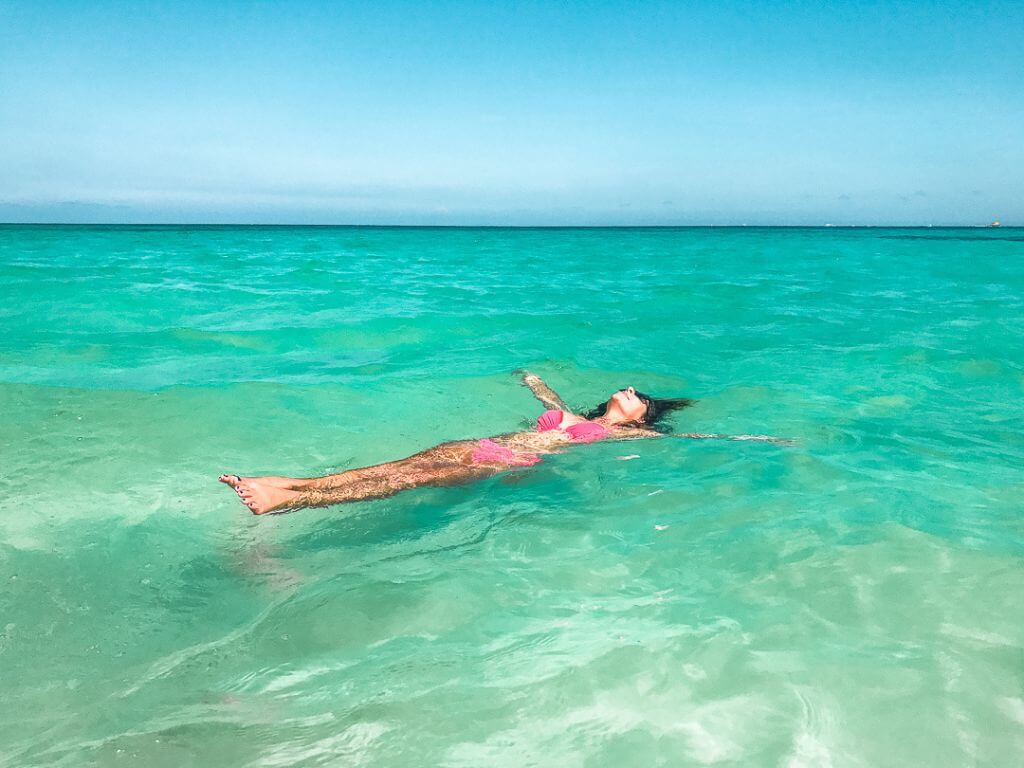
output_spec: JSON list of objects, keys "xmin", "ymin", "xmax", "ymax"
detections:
[
  {"xmin": 219, "ymin": 372, "xmax": 655, "ymax": 514},
  {"xmin": 219, "ymin": 372, "xmax": 790, "ymax": 515}
]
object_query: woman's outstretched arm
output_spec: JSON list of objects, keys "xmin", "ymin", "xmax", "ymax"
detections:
[
  {"xmin": 672, "ymin": 432, "xmax": 795, "ymax": 445},
  {"xmin": 516, "ymin": 370, "xmax": 571, "ymax": 412},
  {"xmin": 608, "ymin": 428, "xmax": 794, "ymax": 445}
]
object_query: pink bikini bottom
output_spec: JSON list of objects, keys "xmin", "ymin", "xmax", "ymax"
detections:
[{"xmin": 471, "ymin": 439, "xmax": 541, "ymax": 466}]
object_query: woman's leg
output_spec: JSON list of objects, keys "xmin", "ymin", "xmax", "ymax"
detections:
[
  {"xmin": 221, "ymin": 441, "xmax": 471, "ymax": 494},
  {"xmin": 219, "ymin": 464, "xmax": 394, "ymax": 492},
  {"xmin": 234, "ymin": 458, "xmax": 499, "ymax": 515},
  {"xmin": 225, "ymin": 441, "xmax": 503, "ymax": 515}
]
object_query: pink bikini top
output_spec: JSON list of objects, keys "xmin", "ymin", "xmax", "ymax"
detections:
[{"xmin": 536, "ymin": 410, "xmax": 610, "ymax": 443}]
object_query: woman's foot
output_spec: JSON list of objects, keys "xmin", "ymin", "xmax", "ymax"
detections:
[
  {"xmin": 233, "ymin": 479, "xmax": 301, "ymax": 515},
  {"xmin": 219, "ymin": 474, "xmax": 302, "ymax": 490},
  {"xmin": 219, "ymin": 474, "xmax": 243, "ymax": 488}
]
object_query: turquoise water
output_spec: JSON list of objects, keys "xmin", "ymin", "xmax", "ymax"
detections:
[{"xmin": 1, "ymin": 225, "xmax": 1023, "ymax": 767}]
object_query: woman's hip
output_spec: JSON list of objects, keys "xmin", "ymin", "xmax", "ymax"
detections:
[{"xmin": 411, "ymin": 439, "xmax": 541, "ymax": 468}]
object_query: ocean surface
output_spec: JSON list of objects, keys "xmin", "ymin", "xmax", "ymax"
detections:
[{"xmin": 1, "ymin": 225, "xmax": 1022, "ymax": 767}]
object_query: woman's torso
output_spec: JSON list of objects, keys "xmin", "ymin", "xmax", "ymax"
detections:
[
  {"xmin": 488, "ymin": 410, "xmax": 646, "ymax": 454},
  {"xmin": 422, "ymin": 411, "xmax": 654, "ymax": 467}
]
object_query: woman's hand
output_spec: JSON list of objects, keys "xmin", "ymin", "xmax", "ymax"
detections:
[
  {"xmin": 514, "ymin": 369, "xmax": 545, "ymax": 388},
  {"xmin": 515, "ymin": 370, "xmax": 571, "ymax": 412}
]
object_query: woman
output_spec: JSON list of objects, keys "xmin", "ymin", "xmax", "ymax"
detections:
[{"xmin": 219, "ymin": 371, "xmax": 784, "ymax": 515}]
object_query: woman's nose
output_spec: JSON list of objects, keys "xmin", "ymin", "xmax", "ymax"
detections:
[{"xmin": 626, "ymin": 387, "xmax": 635, "ymax": 396}]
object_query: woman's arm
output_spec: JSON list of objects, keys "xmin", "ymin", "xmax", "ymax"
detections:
[
  {"xmin": 672, "ymin": 432, "xmax": 795, "ymax": 445},
  {"xmin": 610, "ymin": 428, "xmax": 793, "ymax": 445},
  {"xmin": 516, "ymin": 370, "xmax": 572, "ymax": 412}
]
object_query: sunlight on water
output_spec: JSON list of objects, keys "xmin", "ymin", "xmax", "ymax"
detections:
[{"xmin": 1, "ymin": 226, "xmax": 1022, "ymax": 766}]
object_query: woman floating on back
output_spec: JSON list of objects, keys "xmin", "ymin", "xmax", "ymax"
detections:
[{"xmin": 220, "ymin": 371, "xmax": 790, "ymax": 515}]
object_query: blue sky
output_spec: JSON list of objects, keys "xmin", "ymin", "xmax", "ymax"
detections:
[{"xmin": 1, "ymin": 0, "xmax": 1021, "ymax": 225}]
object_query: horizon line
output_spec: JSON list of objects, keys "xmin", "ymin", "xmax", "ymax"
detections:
[{"xmin": 0, "ymin": 222, "xmax": 1019, "ymax": 229}]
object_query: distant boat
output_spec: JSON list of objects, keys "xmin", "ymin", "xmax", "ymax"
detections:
[{"xmin": 989, "ymin": 220, "xmax": 1001, "ymax": 227}]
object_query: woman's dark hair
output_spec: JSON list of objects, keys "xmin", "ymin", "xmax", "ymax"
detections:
[{"xmin": 583, "ymin": 389, "xmax": 696, "ymax": 432}]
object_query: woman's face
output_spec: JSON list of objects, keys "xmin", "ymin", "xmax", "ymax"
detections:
[{"xmin": 607, "ymin": 386, "xmax": 647, "ymax": 422}]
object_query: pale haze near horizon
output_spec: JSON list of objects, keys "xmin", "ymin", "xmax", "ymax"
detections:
[{"xmin": 0, "ymin": 0, "xmax": 1021, "ymax": 226}]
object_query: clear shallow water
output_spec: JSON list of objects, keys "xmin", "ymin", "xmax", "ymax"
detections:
[{"xmin": 1, "ymin": 225, "xmax": 1022, "ymax": 767}]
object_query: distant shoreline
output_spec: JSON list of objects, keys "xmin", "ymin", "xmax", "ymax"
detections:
[{"xmin": 1, "ymin": 223, "xmax": 1020, "ymax": 230}]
